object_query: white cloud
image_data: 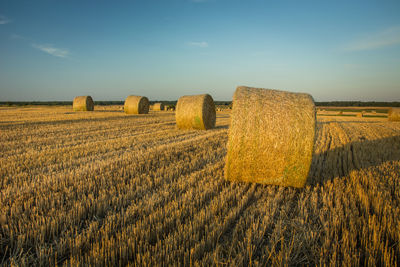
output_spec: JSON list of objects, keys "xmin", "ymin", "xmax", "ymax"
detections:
[
  {"xmin": 32, "ymin": 43, "xmax": 70, "ymax": 58},
  {"xmin": 344, "ymin": 26, "xmax": 400, "ymax": 51},
  {"xmin": 10, "ymin": 34, "xmax": 25, "ymax": 40},
  {"xmin": 0, "ymin": 15, "xmax": 11, "ymax": 25},
  {"xmin": 187, "ymin": 41, "xmax": 209, "ymax": 48}
]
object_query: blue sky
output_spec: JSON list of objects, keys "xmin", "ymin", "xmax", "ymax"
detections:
[{"xmin": 0, "ymin": 0, "xmax": 399, "ymax": 101}]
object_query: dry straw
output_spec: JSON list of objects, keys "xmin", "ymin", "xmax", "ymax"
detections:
[
  {"xmin": 388, "ymin": 108, "xmax": 400, "ymax": 121},
  {"xmin": 152, "ymin": 103, "xmax": 164, "ymax": 111},
  {"xmin": 175, "ymin": 94, "xmax": 216, "ymax": 130},
  {"xmin": 224, "ymin": 86, "xmax": 316, "ymax": 188},
  {"xmin": 73, "ymin": 96, "xmax": 94, "ymax": 111},
  {"xmin": 124, "ymin": 95, "xmax": 149, "ymax": 114}
]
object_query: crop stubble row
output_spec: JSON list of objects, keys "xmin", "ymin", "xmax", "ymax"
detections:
[{"xmin": 0, "ymin": 107, "xmax": 399, "ymax": 266}]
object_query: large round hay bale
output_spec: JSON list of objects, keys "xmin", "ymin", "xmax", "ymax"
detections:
[
  {"xmin": 388, "ymin": 108, "xmax": 400, "ymax": 121},
  {"xmin": 224, "ymin": 86, "xmax": 316, "ymax": 188},
  {"xmin": 175, "ymin": 94, "xmax": 216, "ymax": 130},
  {"xmin": 124, "ymin": 95, "xmax": 149, "ymax": 114},
  {"xmin": 73, "ymin": 96, "xmax": 94, "ymax": 111},
  {"xmin": 153, "ymin": 103, "xmax": 164, "ymax": 111}
]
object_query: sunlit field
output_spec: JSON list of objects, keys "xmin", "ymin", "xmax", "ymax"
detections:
[{"xmin": 1, "ymin": 106, "xmax": 399, "ymax": 266}]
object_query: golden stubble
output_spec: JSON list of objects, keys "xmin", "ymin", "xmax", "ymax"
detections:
[{"xmin": 0, "ymin": 105, "xmax": 399, "ymax": 266}]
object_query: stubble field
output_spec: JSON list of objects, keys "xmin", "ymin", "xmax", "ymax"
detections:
[{"xmin": 0, "ymin": 106, "xmax": 399, "ymax": 266}]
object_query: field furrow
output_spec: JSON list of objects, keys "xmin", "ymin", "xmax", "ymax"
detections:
[{"xmin": 0, "ymin": 107, "xmax": 399, "ymax": 266}]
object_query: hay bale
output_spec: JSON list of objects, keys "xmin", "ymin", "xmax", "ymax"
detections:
[
  {"xmin": 153, "ymin": 103, "xmax": 164, "ymax": 111},
  {"xmin": 224, "ymin": 86, "xmax": 316, "ymax": 188},
  {"xmin": 166, "ymin": 105, "xmax": 175, "ymax": 111},
  {"xmin": 73, "ymin": 96, "xmax": 94, "ymax": 111},
  {"xmin": 175, "ymin": 94, "xmax": 216, "ymax": 130},
  {"xmin": 356, "ymin": 112, "xmax": 362, "ymax": 118},
  {"xmin": 388, "ymin": 108, "xmax": 400, "ymax": 121},
  {"xmin": 124, "ymin": 95, "xmax": 149, "ymax": 114}
]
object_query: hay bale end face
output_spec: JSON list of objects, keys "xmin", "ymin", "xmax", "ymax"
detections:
[
  {"xmin": 73, "ymin": 96, "xmax": 94, "ymax": 111},
  {"xmin": 153, "ymin": 103, "xmax": 164, "ymax": 111},
  {"xmin": 388, "ymin": 108, "xmax": 400, "ymax": 121},
  {"xmin": 124, "ymin": 95, "xmax": 149, "ymax": 114},
  {"xmin": 225, "ymin": 86, "xmax": 316, "ymax": 188},
  {"xmin": 175, "ymin": 94, "xmax": 216, "ymax": 130}
]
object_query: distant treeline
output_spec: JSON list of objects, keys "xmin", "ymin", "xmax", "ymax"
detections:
[
  {"xmin": 1, "ymin": 100, "xmax": 399, "ymax": 107},
  {"xmin": 0, "ymin": 100, "xmax": 233, "ymax": 106},
  {"xmin": 315, "ymin": 101, "xmax": 400, "ymax": 107},
  {"xmin": 0, "ymin": 101, "xmax": 123, "ymax": 106}
]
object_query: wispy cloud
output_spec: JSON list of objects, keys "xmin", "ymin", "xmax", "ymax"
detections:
[
  {"xmin": 0, "ymin": 15, "xmax": 11, "ymax": 25},
  {"xmin": 344, "ymin": 26, "xmax": 400, "ymax": 51},
  {"xmin": 187, "ymin": 41, "xmax": 209, "ymax": 48},
  {"xmin": 32, "ymin": 43, "xmax": 70, "ymax": 58},
  {"xmin": 10, "ymin": 34, "xmax": 26, "ymax": 40}
]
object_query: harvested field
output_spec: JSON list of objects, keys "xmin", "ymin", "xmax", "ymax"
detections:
[{"xmin": 0, "ymin": 106, "xmax": 399, "ymax": 266}]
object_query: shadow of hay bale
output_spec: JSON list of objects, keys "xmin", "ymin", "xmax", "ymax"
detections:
[{"xmin": 308, "ymin": 133, "xmax": 400, "ymax": 186}]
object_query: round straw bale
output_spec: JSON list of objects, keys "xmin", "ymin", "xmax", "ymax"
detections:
[
  {"xmin": 388, "ymin": 108, "xmax": 400, "ymax": 121},
  {"xmin": 224, "ymin": 86, "xmax": 316, "ymax": 188},
  {"xmin": 166, "ymin": 105, "xmax": 175, "ymax": 111},
  {"xmin": 152, "ymin": 102, "xmax": 164, "ymax": 111},
  {"xmin": 175, "ymin": 94, "xmax": 216, "ymax": 130},
  {"xmin": 356, "ymin": 112, "xmax": 362, "ymax": 118},
  {"xmin": 124, "ymin": 95, "xmax": 149, "ymax": 114},
  {"xmin": 73, "ymin": 96, "xmax": 94, "ymax": 111}
]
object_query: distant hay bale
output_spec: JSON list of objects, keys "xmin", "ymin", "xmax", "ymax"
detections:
[
  {"xmin": 388, "ymin": 108, "xmax": 400, "ymax": 121},
  {"xmin": 356, "ymin": 112, "xmax": 362, "ymax": 118},
  {"xmin": 166, "ymin": 105, "xmax": 175, "ymax": 111},
  {"xmin": 224, "ymin": 86, "xmax": 316, "ymax": 188},
  {"xmin": 124, "ymin": 95, "xmax": 149, "ymax": 114},
  {"xmin": 73, "ymin": 96, "xmax": 94, "ymax": 111},
  {"xmin": 153, "ymin": 103, "xmax": 164, "ymax": 111},
  {"xmin": 175, "ymin": 94, "xmax": 216, "ymax": 130}
]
